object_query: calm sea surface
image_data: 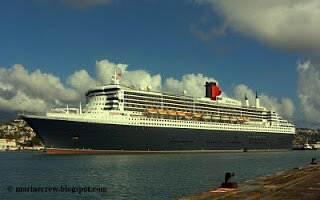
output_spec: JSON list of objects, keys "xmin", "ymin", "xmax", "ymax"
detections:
[{"xmin": 0, "ymin": 150, "xmax": 319, "ymax": 200}]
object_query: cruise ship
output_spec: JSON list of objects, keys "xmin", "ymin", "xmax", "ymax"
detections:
[{"xmin": 21, "ymin": 70, "xmax": 295, "ymax": 154}]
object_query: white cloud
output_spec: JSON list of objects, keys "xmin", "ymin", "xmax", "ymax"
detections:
[
  {"xmin": 0, "ymin": 91, "xmax": 48, "ymax": 113},
  {"xmin": 194, "ymin": 0, "xmax": 320, "ymax": 127},
  {"xmin": 233, "ymin": 84, "xmax": 255, "ymax": 106},
  {"xmin": 96, "ymin": 59, "xmax": 128, "ymax": 85},
  {"xmin": 122, "ymin": 70, "xmax": 162, "ymax": 92},
  {"xmin": 259, "ymin": 95, "xmax": 295, "ymax": 120},
  {"xmin": 297, "ymin": 61, "xmax": 320, "ymax": 125},
  {"xmin": 67, "ymin": 69, "xmax": 96, "ymax": 96},
  {"xmin": 163, "ymin": 73, "xmax": 218, "ymax": 97},
  {"xmin": 278, "ymin": 98, "xmax": 295, "ymax": 120},
  {"xmin": 233, "ymin": 84, "xmax": 295, "ymax": 120},
  {"xmin": 0, "ymin": 59, "xmax": 297, "ymax": 125},
  {"xmin": 0, "ymin": 60, "xmax": 220, "ymax": 112},
  {"xmin": 0, "ymin": 64, "xmax": 81, "ymax": 112},
  {"xmin": 96, "ymin": 59, "xmax": 162, "ymax": 91},
  {"xmin": 198, "ymin": 0, "xmax": 320, "ymax": 53},
  {"xmin": 0, "ymin": 60, "xmax": 164, "ymax": 113}
]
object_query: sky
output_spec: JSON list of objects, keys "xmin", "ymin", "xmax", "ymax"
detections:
[{"xmin": 0, "ymin": 0, "xmax": 319, "ymax": 128}]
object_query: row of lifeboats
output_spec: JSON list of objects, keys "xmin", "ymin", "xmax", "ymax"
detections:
[
  {"xmin": 146, "ymin": 109, "xmax": 250, "ymax": 121},
  {"xmin": 147, "ymin": 109, "xmax": 202, "ymax": 118}
]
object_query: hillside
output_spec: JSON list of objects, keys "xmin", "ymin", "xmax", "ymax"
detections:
[{"xmin": 293, "ymin": 128, "xmax": 320, "ymax": 147}]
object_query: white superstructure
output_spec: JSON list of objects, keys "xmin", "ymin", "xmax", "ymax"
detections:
[{"xmin": 46, "ymin": 70, "xmax": 295, "ymax": 135}]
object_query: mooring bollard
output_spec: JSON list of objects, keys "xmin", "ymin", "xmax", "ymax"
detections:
[
  {"xmin": 311, "ymin": 157, "xmax": 317, "ymax": 165},
  {"xmin": 221, "ymin": 172, "xmax": 238, "ymax": 188}
]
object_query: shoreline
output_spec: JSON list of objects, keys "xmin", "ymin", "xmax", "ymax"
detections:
[
  {"xmin": 1, "ymin": 149, "xmax": 317, "ymax": 154},
  {"xmin": 45, "ymin": 148, "xmax": 291, "ymax": 155}
]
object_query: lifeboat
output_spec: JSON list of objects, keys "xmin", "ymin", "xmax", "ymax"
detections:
[
  {"xmin": 177, "ymin": 111, "xmax": 185, "ymax": 116},
  {"xmin": 237, "ymin": 116, "xmax": 244, "ymax": 121},
  {"xmin": 167, "ymin": 110, "xmax": 177, "ymax": 116},
  {"xmin": 158, "ymin": 109, "xmax": 167, "ymax": 115},
  {"xmin": 221, "ymin": 115, "xmax": 229, "ymax": 121},
  {"xmin": 193, "ymin": 113, "xmax": 202, "ymax": 118},
  {"xmin": 202, "ymin": 115, "xmax": 211, "ymax": 120},
  {"xmin": 243, "ymin": 117, "xmax": 250, "ymax": 121},
  {"xmin": 212, "ymin": 115, "xmax": 220, "ymax": 120},
  {"xmin": 185, "ymin": 112, "xmax": 192, "ymax": 119},
  {"xmin": 146, "ymin": 109, "xmax": 157, "ymax": 114}
]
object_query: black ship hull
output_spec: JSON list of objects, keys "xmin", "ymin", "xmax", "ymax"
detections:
[{"xmin": 23, "ymin": 116, "xmax": 294, "ymax": 153}]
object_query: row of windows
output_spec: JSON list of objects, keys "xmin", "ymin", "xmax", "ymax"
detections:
[
  {"xmin": 124, "ymin": 98, "xmax": 194, "ymax": 107},
  {"xmin": 123, "ymin": 100, "xmax": 269, "ymax": 119},
  {"xmin": 170, "ymin": 140, "xmax": 193, "ymax": 144},
  {"xmin": 76, "ymin": 114, "xmax": 293, "ymax": 133},
  {"xmin": 124, "ymin": 92, "xmax": 161, "ymax": 99},
  {"xmin": 124, "ymin": 91, "xmax": 194, "ymax": 103},
  {"xmin": 86, "ymin": 88, "xmax": 119, "ymax": 96},
  {"xmin": 86, "ymin": 95, "xmax": 117, "ymax": 104},
  {"xmin": 123, "ymin": 118, "xmax": 292, "ymax": 132}
]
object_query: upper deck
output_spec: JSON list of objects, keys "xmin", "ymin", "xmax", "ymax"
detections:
[{"xmin": 83, "ymin": 83, "xmax": 293, "ymax": 129}]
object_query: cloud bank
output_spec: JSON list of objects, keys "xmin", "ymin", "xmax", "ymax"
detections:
[
  {"xmin": 95, "ymin": 60, "xmax": 162, "ymax": 92},
  {"xmin": 163, "ymin": 73, "xmax": 218, "ymax": 97},
  {"xmin": 0, "ymin": 64, "xmax": 80, "ymax": 112},
  {"xmin": 297, "ymin": 61, "xmax": 320, "ymax": 125},
  {"xmin": 197, "ymin": 0, "xmax": 320, "ymax": 53},
  {"xmin": 0, "ymin": 60, "xmax": 296, "ymax": 124},
  {"xmin": 193, "ymin": 0, "xmax": 320, "ymax": 127},
  {"xmin": 233, "ymin": 84, "xmax": 295, "ymax": 120}
]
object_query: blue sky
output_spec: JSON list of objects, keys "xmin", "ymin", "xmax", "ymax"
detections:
[
  {"xmin": 0, "ymin": 0, "xmax": 319, "ymax": 127},
  {"xmin": 0, "ymin": 0, "xmax": 299, "ymax": 94}
]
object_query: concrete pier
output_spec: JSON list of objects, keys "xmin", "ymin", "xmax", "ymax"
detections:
[{"xmin": 177, "ymin": 164, "xmax": 320, "ymax": 200}]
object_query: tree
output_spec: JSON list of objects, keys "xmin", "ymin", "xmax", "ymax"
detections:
[{"xmin": 31, "ymin": 136, "xmax": 42, "ymax": 146}]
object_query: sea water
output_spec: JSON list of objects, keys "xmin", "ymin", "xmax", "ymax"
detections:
[{"xmin": 0, "ymin": 150, "xmax": 319, "ymax": 200}]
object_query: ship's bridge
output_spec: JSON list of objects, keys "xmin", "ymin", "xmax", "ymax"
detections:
[{"xmin": 84, "ymin": 85, "xmax": 124, "ymax": 113}]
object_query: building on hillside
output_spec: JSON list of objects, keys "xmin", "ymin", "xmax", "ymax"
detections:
[
  {"xmin": 0, "ymin": 139, "xmax": 17, "ymax": 150},
  {"xmin": 313, "ymin": 142, "xmax": 320, "ymax": 149}
]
